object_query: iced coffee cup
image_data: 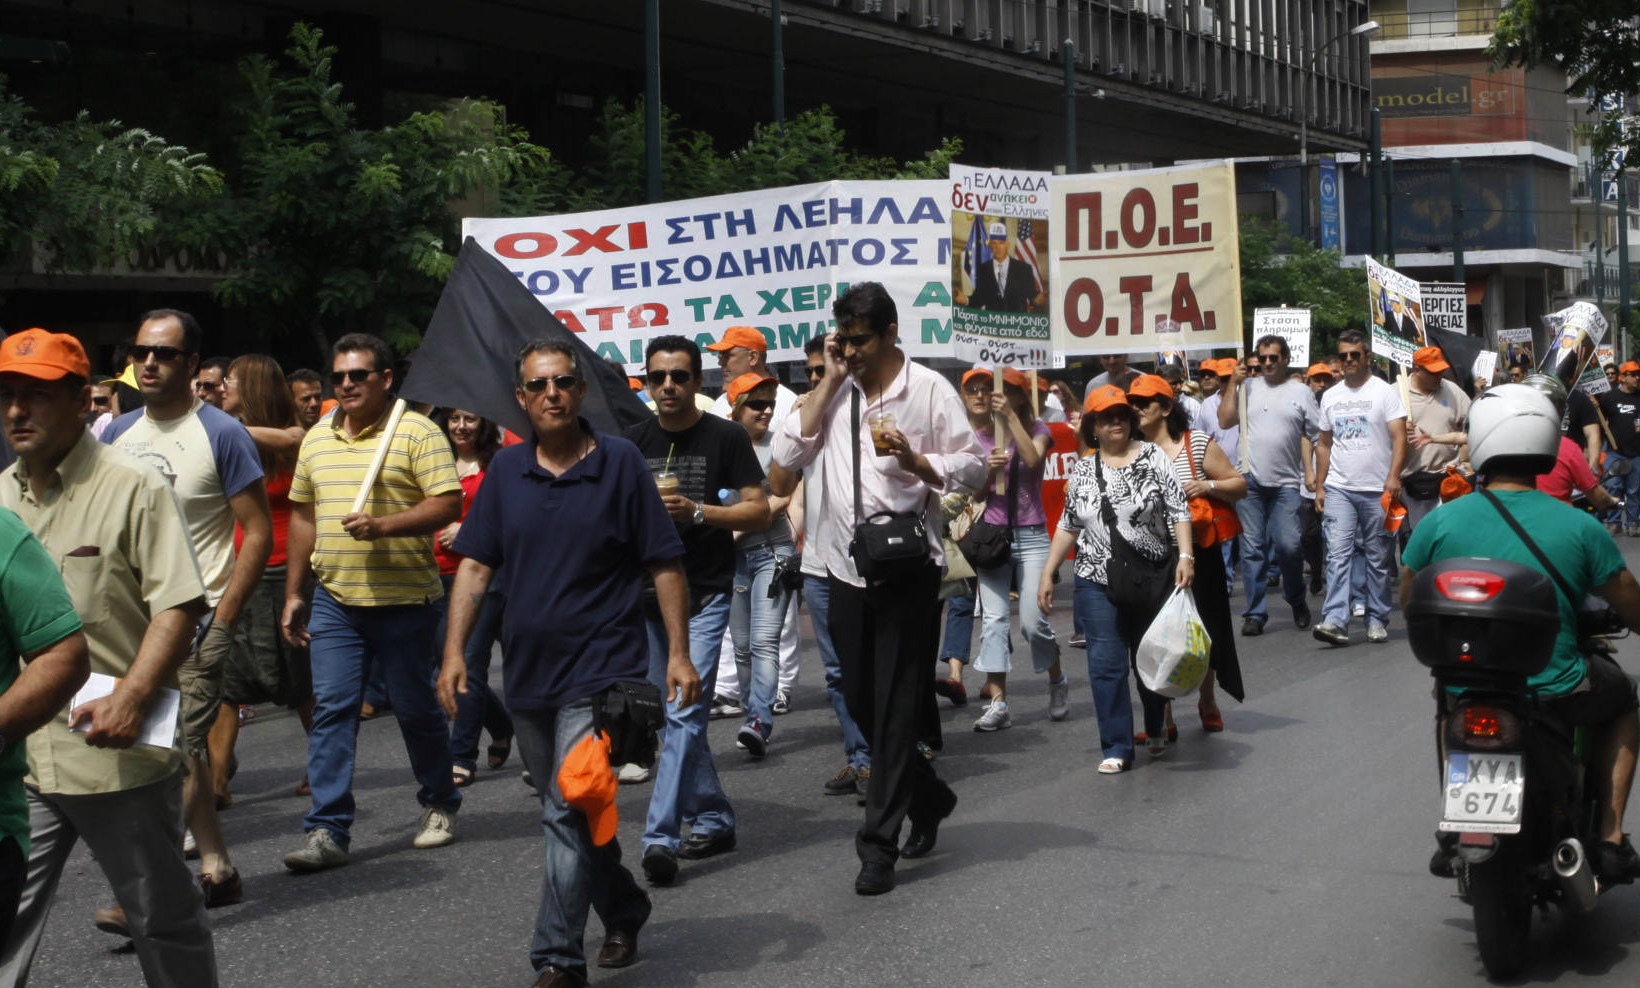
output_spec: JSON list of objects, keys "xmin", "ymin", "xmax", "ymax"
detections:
[
  {"xmin": 653, "ymin": 470, "xmax": 680, "ymax": 497},
  {"xmin": 867, "ymin": 413, "xmax": 896, "ymax": 455}
]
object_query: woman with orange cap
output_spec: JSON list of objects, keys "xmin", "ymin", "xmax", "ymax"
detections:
[
  {"xmin": 1129, "ymin": 373, "xmax": 1247, "ymax": 734},
  {"xmin": 1037, "ymin": 385, "xmax": 1193, "ymax": 773}
]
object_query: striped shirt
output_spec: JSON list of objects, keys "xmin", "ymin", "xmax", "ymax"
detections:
[{"xmin": 290, "ymin": 407, "xmax": 460, "ymax": 606}]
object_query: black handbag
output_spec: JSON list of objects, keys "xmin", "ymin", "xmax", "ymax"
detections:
[
  {"xmin": 1094, "ymin": 451, "xmax": 1176, "ymax": 619},
  {"xmin": 595, "ymin": 679, "xmax": 666, "ymax": 769},
  {"xmin": 846, "ymin": 388, "xmax": 932, "ymax": 583},
  {"xmin": 1402, "ymin": 470, "xmax": 1444, "ymax": 501},
  {"xmin": 960, "ymin": 452, "xmax": 1017, "ymax": 570}
]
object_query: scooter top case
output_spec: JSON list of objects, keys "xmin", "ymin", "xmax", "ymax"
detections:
[{"xmin": 1407, "ymin": 557, "xmax": 1560, "ymax": 677}]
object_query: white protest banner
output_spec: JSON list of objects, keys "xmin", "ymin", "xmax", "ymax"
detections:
[
  {"xmin": 1253, "ymin": 307, "xmax": 1311, "ymax": 365},
  {"xmin": 1598, "ymin": 344, "xmax": 1616, "ymax": 371},
  {"xmin": 1048, "ymin": 161, "xmax": 1242, "ymax": 356},
  {"xmin": 1366, "ymin": 258, "xmax": 1425, "ymax": 367},
  {"xmin": 950, "ymin": 165, "xmax": 1052, "ymax": 367},
  {"xmin": 1496, "ymin": 327, "xmax": 1533, "ymax": 372},
  {"xmin": 1471, "ymin": 349, "xmax": 1497, "ymax": 383},
  {"xmin": 1538, "ymin": 301, "xmax": 1609, "ymax": 393},
  {"xmin": 464, "ymin": 181, "xmax": 951, "ymax": 368},
  {"xmin": 1420, "ymin": 282, "xmax": 1467, "ymax": 336}
]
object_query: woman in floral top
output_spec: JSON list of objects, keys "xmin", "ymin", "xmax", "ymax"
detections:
[{"xmin": 1038, "ymin": 385, "xmax": 1192, "ymax": 774}]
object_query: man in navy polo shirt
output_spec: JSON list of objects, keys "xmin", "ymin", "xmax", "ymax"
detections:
[{"xmin": 439, "ymin": 339, "xmax": 698, "ymax": 988}]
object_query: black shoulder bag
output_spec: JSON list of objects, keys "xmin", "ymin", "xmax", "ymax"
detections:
[
  {"xmin": 846, "ymin": 387, "xmax": 932, "ymax": 583},
  {"xmin": 1094, "ymin": 451, "xmax": 1176, "ymax": 619},
  {"xmin": 959, "ymin": 450, "xmax": 1017, "ymax": 571},
  {"xmin": 595, "ymin": 680, "xmax": 667, "ymax": 768}
]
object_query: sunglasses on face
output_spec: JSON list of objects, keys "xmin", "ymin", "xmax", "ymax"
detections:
[
  {"xmin": 836, "ymin": 332, "xmax": 875, "ymax": 349},
  {"xmin": 645, "ymin": 369, "xmax": 692, "ymax": 387},
  {"xmin": 741, "ymin": 399, "xmax": 775, "ymax": 412},
  {"xmin": 1128, "ymin": 396, "xmax": 1159, "ymax": 409},
  {"xmin": 329, "ymin": 369, "xmax": 379, "ymax": 386},
  {"xmin": 130, "ymin": 345, "xmax": 190, "ymax": 363},
  {"xmin": 521, "ymin": 374, "xmax": 580, "ymax": 394},
  {"xmin": 962, "ymin": 383, "xmax": 991, "ymax": 395},
  {"xmin": 195, "ymin": 380, "xmax": 220, "ymax": 391},
  {"xmin": 804, "ymin": 364, "xmax": 826, "ymax": 378},
  {"xmin": 91, "ymin": 396, "xmax": 110, "ymax": 407},
  {"xmin": 1255, "ymin": 354, "xmax": 1282, "ymax": 364},
  {"xmin": 1338, "ymin": 351, "xmax": 1365, "ymax": 363}
]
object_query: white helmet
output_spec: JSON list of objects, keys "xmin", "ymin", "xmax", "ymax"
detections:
[{"xmin": 1468, "ymin": 382, "xmax": 1560, "ymax": 476}]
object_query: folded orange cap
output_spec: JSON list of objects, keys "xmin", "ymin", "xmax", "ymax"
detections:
[
  {"xmin": 627, "ymin": 376, "xmax": 644, "ymax": 392},
  {"xmin": 1211, "ymin": 357, "xmax": 1240, "ymax": 377},
  {"xmin": 1084, "ymin": 384, "xmax": 1132, "ymax": 414},
  {"xmin": 1622, "ymin": 361, "xmax": 1640, "ymax": 374},
  {"xmin": 1305, "ymin": 362, "xmax": 1334, "ymax": 379},
  {"xmin": 1440, "ymin": 465, "xmax": 1474, "ymax": 503},
  {"xmin": 1001, "ymin": 367, "xmax": 1028, "ymax": 389},
  {"xmin": 1382, "ymin": 492, "xmax": 1407, "ymax": 532},
  {"xmin": 705, "ymin": 326, "xmax": 768, "ymax": 352},
  {"xmin": 1126, "ymin": 373, "xmax": 1173, "ymax": 400},
  {"xmin": 1412, "ymin": 346, "xmax": 1450, "ymax": 374},
  {"xmin": 0, "ymin": 328, "xmax": 91, "ymax": 381},
  {"xmin": 558, "ymin": 731, "xmax": 618, "ymax": 846},
  {"xmin": 725, "ymin": 372, "xmax": 777, "ymax": 407}
]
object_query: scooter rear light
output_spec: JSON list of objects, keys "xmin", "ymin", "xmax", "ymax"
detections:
[
  {"xmin": 1446, "ymin": 703, "xmax": 1523, "ymax": 750},
  {"xmin": 1435, "ymin": 570, "xmax": 1507, "ymax": 602}
]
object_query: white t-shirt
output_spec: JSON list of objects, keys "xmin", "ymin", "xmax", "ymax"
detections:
[{"xmin": 1319, "ymin": 376, "xmax": 1407, "ymax": 493}]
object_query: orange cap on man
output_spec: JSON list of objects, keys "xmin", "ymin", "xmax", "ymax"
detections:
[
  {"xmin": 558, "ymin": 731, "xmax": 619, "ymax": 846},
  {"xmin": 1412, "ymin": 346, "xmax": 1450, "ymax": 375},
  {"xmin": 1621, "ymin": 361, "xmax": 1640, "ymax": 375},
  {"xmin": 705, "ymin": 326, "xmax": 768, "ymax": 353},
  {"xmin": 0, "ymin": 328, "xmax": 91, "ymax": 381}
]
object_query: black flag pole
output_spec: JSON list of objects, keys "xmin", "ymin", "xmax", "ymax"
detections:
[{"xmin": 401, "ymin": 237, "xmax": 651, "ymax": 438}]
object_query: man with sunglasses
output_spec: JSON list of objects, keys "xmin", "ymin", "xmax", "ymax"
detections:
[
  {"xmin": 623, "ymin": 336, "xmax": 770, "ymax": 886},
  {"xmin": 1313, "ymin": 330, "xmax": 1407, "ymax": 646},
  {"xmin": 280, "ymin": 333, "xmax": 464, "ymax": 871},
  {"xmin": 103, "ymin": 308, "xmax": 271, "ymax": 916},
  {"xmin": 1218, "ymin": 335, "xmax": 1319, "ymax": 636},
  {"xmin": 192, "ymin": 358, "xmax": 229, "ymax": 410},
  {"xmin": 768, "ymin": 282, "xmax": 985, "ymax": 896}
]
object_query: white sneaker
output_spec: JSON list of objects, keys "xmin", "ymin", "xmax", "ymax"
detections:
[
  {"xmin": 709, "ymin": 697, "xmax": 743, "ymax": 720},
  {"xmin": 1352, "ymin": 602, "xmax": 1366, "ymax": 619},
  {"xmin": 617, "ymin": 762, "xmax": 653, "ymax": 784},
  {"xmin": 1048, "ymin": 679, "xmax": 1070, "ymax": 722},
  {"xmin": 183, "ymin": 828, "xmax": 197, "ymax": 858},
  {"xmin": 1367, "ymin": 622, "xmax": 1389, "ymax": 644},
  {"xmin": 973, "ymin": 699, "xmax": 1012, "ymax": 732},
  {"xmin": 412, "ymin": 806, "xmax": 457, "ymax": 849}
]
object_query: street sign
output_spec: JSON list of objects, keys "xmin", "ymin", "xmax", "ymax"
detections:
[{"xmin": 1605, "ymin": 179, "xmax": 1621, "ymax": 202}]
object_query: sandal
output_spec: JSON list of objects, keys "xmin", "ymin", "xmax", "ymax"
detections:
[
  {"xmin": 1199, "ymin": 704, "xmax": 1225, "ymax": 733},
  {"xmin": 1097, "ymin": 757, "xmax": 1127, "ymax": 775},
  {"xmin": 452, "ymin": 765, "xmax": 474, "ymax": 788},
  {"xmin": 294, "ymin": 776, "xmax": 310, "ymax": 797},
  {"xmin": 487, "ymin": 735, "xmax": 513, "ymax": 770},
  {"xmin": 1147, "ymin": 735, "xmax": 1168, "ymax": 757}
]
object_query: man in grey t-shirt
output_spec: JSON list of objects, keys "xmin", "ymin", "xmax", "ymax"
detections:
[{"xmin": 1219, "ymin": 335, "xmax": 1320, "ymax": 635}]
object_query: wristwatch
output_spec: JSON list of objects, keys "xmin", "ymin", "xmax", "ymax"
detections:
[{"xmin": 692, "ymin": 503, "xmax": 706, "ymax": 526}]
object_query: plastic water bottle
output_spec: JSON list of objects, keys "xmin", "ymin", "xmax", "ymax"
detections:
[{"xmin": 718, "ymin": 488, "xmax": 739, "ymax": 506}]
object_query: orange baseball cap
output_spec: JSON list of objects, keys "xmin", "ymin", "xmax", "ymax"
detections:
[
  {"xmin": 1382, "ymin": 492, "xmax": 1407, "ymax": 532},
  {"xmin": 557, "ymin": 731, "xmax": 618, "ymax": 846},
  {"xmin": 1000, "ymin": 367, "xmax": 1028, "ymax": 389},
  {"xmin": 725, "ymin": 372, "xmax": 777, "ymax": 407},
  {"xmin": 1211, "ymin": 357, "xmax": 1239, "ymax": 377},
  {"xmin": 1621, "ymin": 361, "xmax": 1640, "ymax": 374},
  {"xmin": 705, "ymin": 326, "xmax": 768, "ymax": 352},
  {"xmin": 960, "ymin": 366, "xmax": 991, "ymax": 390},
  {"xmin": 960, "ymin": 367, "xmax": 1028, "ymax": 390},
  {"xmin": 1126, "ymin": 373, "xmax": 1173, "ymax": 400},
  {"xmin": 627, "ymin": 376, "xmax": 643, "ymax": 391},
  {"xmin": 1305, "ymin": 362, "xmax": 1334, "ymax": 379},
  {"xmin": 0, "ymin": 328, "xmax": 91, "ymax": 381},
  {"xmin": 1084, "ymin": 384, "xmax": 1132, "ymax": 414},
  {"xmin": 1412, "ymin": 346, "xmax": 1450, "ymax": 374}
]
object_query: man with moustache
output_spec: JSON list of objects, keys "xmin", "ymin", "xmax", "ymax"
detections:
[{"xmin": 288, "ymin": 369, "xmax": 325, "ymax": 430}]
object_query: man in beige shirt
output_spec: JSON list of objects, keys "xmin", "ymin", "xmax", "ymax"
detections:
[{"xmin": 0, "ymin": 329, "xmax": 216, "ymax": 988}]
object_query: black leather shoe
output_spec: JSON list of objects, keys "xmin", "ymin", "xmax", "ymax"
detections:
[
  {"xmin": 1240, "ymin": 616, "xmax": 1265, "ymax": 637},
  {"xmin": 641, "ymin": 844, "xmax": 677, "ymax": 886},
  {"xmin": 596, "ymin": 929, "xmax": 638, "ymax": 968},
  {"xmin": 902, "ymin": 789, "xmax": 959, "ymax": 859},
  {"xmin": 1293, "ymin": 602, "xmax": 1312, "ymax": 630},
  {"xmin": 854, "ymin": 861, "xmax": 895, "ymax": 895},
  {"xmin": 678, "ymin": 830, "xmax": 736, "ymax": 860},
  {"xmin": 532, "ymin": 965, "xmax": 581, "ymax": 988}
]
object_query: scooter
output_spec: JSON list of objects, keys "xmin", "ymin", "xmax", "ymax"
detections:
[{"xmin": 1408, "ymin": 557, "xmax": 1627, "ymax": 979}]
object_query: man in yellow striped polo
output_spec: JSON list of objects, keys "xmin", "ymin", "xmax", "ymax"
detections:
[{"xmin": 278, "ymin": 333, "xmax": 463, "ymax": 871}]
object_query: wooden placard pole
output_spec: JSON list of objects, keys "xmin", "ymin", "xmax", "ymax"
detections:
[
  {"xmin": 1236, "ymin": 345, "xmax": 1250, "ymax": 473},
  {"xmin": 350, "ymin": 398, "xmax": 408, "ymax": 515}
]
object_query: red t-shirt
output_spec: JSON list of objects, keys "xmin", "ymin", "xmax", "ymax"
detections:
[
  {"xmin": 1041, "ymin": 422, "xmax": 1081, "ymax": 555},
  {"xmin": 236, "ymin": 468, "xmax": 292, "ymax": 567},
  {"xmin": 1537, "ymin": 436, "xmax": 1597, "ymax": 503},
  {"xmin": 434, "ymin": 468, "xmax": 487, "ymax": 575}
]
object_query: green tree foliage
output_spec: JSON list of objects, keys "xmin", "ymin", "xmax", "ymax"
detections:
[
  {"xmin": 1237, "ymin": 218, "xmax": 1368, "ymax": 353},
  {"xmin": 203, "ymin": 23, "xmax": 558, "ymax": 360},
  {"xmin": 0, "ymin": 74, "xmax": 221, "ymax": 273},
  {"xmin": 1489, "ymin": 0, "xmax": 1640, "ymax": 168}
]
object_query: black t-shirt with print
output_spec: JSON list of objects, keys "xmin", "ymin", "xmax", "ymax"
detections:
[
  {"xmin": 625, "ymin": 413, "xmax": 765, "ymax": 594},
  {"xmin": 1599, "ymin": 388, "xmax": 1640, "ymax": 457}
]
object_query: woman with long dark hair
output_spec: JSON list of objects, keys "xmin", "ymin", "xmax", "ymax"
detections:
[
  {"xmin": 433, "ymin": 409, "xmax": 514, "ymax": 786},
  {"xmin": 1128, "ymin": 373, "xmax": 1247, "ymax": 733}
]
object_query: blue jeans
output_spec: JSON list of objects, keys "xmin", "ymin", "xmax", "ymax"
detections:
[
  {"xmin": 1604, "ymin": 449, "xmax": 1640, "ymax": 528},
  {"xmin": 973, "ymin": 525, "xmax": 1059, "ymax": 675},
  {"xmin": 1322, "ymin": 488, "xmax": 1394, "ymax": 629},
  {"xmin": 1073, "ymin": 577, "xmax": 1163, "ymax": 762},
  {"xmin": 1235, "ymin": 481, "xmax": 1305, "ymax": 621},
  {"xmin": 511, "ymin": 699, "xmax": 649, "ymax": 982},
  {"xmin": 433, "ymin": 575, "xmax": 514, "ymax": 771},
  {"xmin": 304, "ymin": 585, "xmax": 460, "ymax": 846},
  {"xmin": 804, "ymin": 575, "xmax": 870, "ymax": 770},
  {"xmin": 643, "ymin": 593, "xmax": 735, "ymax": 851},
  {"xmin": 939, "ymin": 589, "xmax": 976, "ymax": 663},
  {"xmin": 729, "ymin": 544, "xmax": 792, "ymax": 739}
]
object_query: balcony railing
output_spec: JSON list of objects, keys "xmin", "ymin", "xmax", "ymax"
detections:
[{"xmin": 1371, "ymin": 5, "xmax": 1500, "ymax": 41}]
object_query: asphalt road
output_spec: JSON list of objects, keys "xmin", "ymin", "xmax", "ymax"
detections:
[{"xmin": 28, "ymin": 544, "xmax": 1640, "ymax": 988}]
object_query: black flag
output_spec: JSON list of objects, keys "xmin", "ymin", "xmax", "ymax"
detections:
[
  {"xmin": 1425, "ymin": 324, "xmax": 1484, "ymax": 397},
  {"xmin": 401, "ymin": 237, "xmax": 651, "ymax": 438}
]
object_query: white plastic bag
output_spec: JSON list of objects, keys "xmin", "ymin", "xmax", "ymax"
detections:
[{"xmin": 1136, "ymin": 587, "xmax": 1212, "ymax": 698}]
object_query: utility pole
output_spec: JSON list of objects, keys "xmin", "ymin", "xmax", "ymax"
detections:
[
  {"xmin": 1385, "ymin": 156, "xmax": 1396, "ymax": 267},
  {"xmin": 1595, "ymin": 164, "xmax": 1606, "ymax": 304},
  {"xmin": 1369, "ymin": 108, "xmax": 1382, "ymax": 262},
  {"xmin": 771, "ymin": 0, "xmax": 785, "ymax": 128},
  {"xmin": 645, "ymin": 0, "xmax": 662, "ymax": 203},
  {"xmin": 1063, "ymin": 40, "xmax": 1076, "ymax": 173},
  {"xmin": 1451, "ymin": 159, "xmax": 1464, "ymax": 284},
  {"xmin": 1622, "ymin": 174, "xmax": 1632, "ymax": 346}
]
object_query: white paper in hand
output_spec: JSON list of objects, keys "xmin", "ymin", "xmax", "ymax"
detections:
[{"xmin": 69, "ymin": 672, "xmax": 180, "ymax": 749}]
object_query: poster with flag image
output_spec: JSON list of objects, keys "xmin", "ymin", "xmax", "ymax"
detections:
[
  {"xmin": 1366, "ymin": 258, "xmax": 1425, "ymax": 367},
  {"xmin": 950, "ymin": 164, "xmax": 1053, "ymax": 367}
]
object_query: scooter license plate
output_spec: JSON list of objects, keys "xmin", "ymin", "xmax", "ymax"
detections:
[{"xmin": 1440, "ymin": 752, "xmax": 1524, "ymax": 834}]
